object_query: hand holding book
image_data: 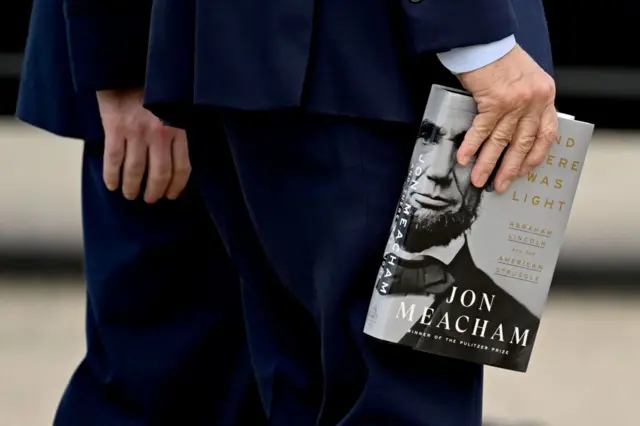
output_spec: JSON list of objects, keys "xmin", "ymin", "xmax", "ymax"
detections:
[{"xmin": 456, "ymin": 44, "xmax": 557, "ymax": 193}]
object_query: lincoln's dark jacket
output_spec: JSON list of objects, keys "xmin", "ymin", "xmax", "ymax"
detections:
[{"xmin": 385, "ymin": 243, "xmax": 539, "ymax": 372}]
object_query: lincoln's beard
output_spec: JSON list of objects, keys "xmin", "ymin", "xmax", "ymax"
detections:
[{"xmin": 403, "ymin": 196, "xmax": 481, "ymax": 252}]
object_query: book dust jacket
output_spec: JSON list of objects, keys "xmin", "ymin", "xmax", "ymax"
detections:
[{"xmin": 364, "ymin": 84, "xmax": 595, "ymax": 372}]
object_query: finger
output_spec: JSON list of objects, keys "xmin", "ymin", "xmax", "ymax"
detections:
[
  {"xmin": 457, "ymin": 111, "xmax": 500, "ymax": 166},
  {"xmin": 165, "ymin": 130, "xmax": 191, "ymax": 200},
  {"xmin": 102, "ymin": 129, "xmax": 125, "ymax": 191},
  {"xmin": 144, "ymin": 128, "xmax": 173, "ymax": 204},
  {"xmin": 471, "ymin": 112, "xmax": 520, "ymax": 188},
  {"xmin": 121, "ymin": 137, "xmax": 148, "ymax": 200},
  {"xmin": 519, "ymin": 104, "xmax": 558, "ymax": 177},
  {"xmin": 493, "ymin": 111, "xmax": 541, "ymax": 193}
]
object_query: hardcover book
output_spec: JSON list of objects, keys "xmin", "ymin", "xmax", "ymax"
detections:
[{"xmin": 363, "ymin": 84, "xmax": 594, "ymax": 372}]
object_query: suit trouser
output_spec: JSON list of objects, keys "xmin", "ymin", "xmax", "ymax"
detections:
[
  {"xmin": 53, "ymin": 141, "xmax": 267, "ymax": 426},
  {"xmin": 187, "ymin": 110, "xmax": 484, "ymax": 426}
]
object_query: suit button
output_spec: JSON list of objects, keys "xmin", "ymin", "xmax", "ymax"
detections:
[{"xmin": 409, "ymin": 0, "xmax": 423, "ymax": 3}]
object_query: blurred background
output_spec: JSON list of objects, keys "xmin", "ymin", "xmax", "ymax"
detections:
[{"xmin": 1, "ymin": 3, "xmax": 639, "ymax": 426}]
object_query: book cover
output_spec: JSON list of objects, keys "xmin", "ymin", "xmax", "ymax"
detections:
[{"xmin": 363, "ymin": 84, "xmax": 594, "ymax": 372}]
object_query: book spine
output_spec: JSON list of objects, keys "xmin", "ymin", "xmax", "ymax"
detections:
[{"xmin": 363, "ymin": 163, "xmax": 417, "ymax": 339}]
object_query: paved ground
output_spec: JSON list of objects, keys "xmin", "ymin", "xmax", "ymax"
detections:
[
  {"xmin": 1, "ymin": 278, "xmax": 638, "ymax": 426},
  {"xmin": 0, "ymin": 279, "xmax": 83, "ymax": 426}
]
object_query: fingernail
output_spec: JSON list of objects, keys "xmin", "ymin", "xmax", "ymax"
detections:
[
  {"xmin": 499, "ymin": 180, "xmax": 511, "ymax": 192},
  {"xmin": 166, "ymin": 193, "xmax": 177, "ymax": 200},
  {"xmin": 518, "ymin": 168, "xmax": 529, "ymax": 177},
  {"xmin": 476, "ymin": 172, "xmax": 489, "ymax": 187},
  {"xmin": 459, "ymin": 155, "xmax": 470, "ymax": 166}
]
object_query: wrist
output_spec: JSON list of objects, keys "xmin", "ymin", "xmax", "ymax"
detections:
[
  {"xmin": 97, "ymin": 88, "xmax": 144, "ymax": 97},
  {"xmin": 96, "ymin": 88, "xmax": 144, "ymax": 104}
]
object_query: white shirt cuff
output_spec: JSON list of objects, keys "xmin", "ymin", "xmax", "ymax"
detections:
[{"xmin": 436, "ymin": 35, "xmax": 516, "ymax": 75}]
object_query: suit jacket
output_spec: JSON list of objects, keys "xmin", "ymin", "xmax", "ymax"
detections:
[
  {"xmin": 16, "ymin": 0, "xmax": 103, "ymax": 140},
  {"xmin": 388, "ymin": 243, "xmax": 539, "ymax": 372},
  {"xmin": 59, "ymin": 0, "xmax": 553, "ymax": 129},
  {"xmin": 15, "ymin": 0, "xmax": 153, "ymax": 141}
]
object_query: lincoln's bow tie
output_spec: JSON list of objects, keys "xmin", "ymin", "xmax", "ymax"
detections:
[{"xmin": 378, "ymin": 253, "xmax": 456, "ymax": 295}]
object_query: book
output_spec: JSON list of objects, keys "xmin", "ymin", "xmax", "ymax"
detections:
[{"xmin": 363, "ymin": 84, "xmax": 594, "ymax": 372}]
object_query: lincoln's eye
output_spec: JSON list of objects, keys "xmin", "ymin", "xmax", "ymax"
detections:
[{"xmin": 418, "ymin": 120, "xmax": 439, "ymax": 145}]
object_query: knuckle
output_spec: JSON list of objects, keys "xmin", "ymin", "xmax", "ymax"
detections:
[
  {"xmin": 112, "ymin": 120, "xmax": 127, "ymax": 135},
  {"xmin": 464, "ymin": 136, "xmax": 484, "ymax": 150},
  {"xmin": 149, "ymin": 174, "xmax": 171, "ymax": 185},
  {"xmin": 503, "ymin": 164, "xmax": 520, "ymax": 178},
  {"xmin": 516, "ymin": 134, "xmax": 536, "ymax": 151},
  {"xmin": 479, "ymin": 156, "xmax": 499, "ymax": 170},
  {"xmin": 513, "ymin": 143, "xmax": 531, "ymax": 155},
  {"xmin": 543, "ymin": 76, "xmax": 556, "ymax": 96},
  {"xmin": 515, "ymin": 89, "xmax": 533, "ymax": 105},
  {"xmin": 174, "ymin": 160, "xmax": 191, "ymax": 172},
  {"xmin": 151, "ymin": 139, "xmax": 170, "ymax": 150},
  {"xmin": 469, "ymin": 124, "xmax": 488, "ymax": 139},
  {"xmin": 174, "ymin": 164, "xmax": 192, "ymax": 178},
  {"xmin": 125, "ymin": 162, "xmax": 146, "ymax": 177},
  {"xmin": 105, "ymin": 147, "xmax": 124, "ymax": 163},
  {"xmin": 479, "ymin": 166, "xmax": 497, "ymax": 180},
  {"xmin": 496, "ymin": 88, "xmax": 527, "ymax": 110},
  {"xmin": 540, "ymin": 128, "xmax": 557, "ymax": 145},
  {"xmin": 490, "ymin": 132, "xmax": 511, "ymax": 148},
  {"xmin": 153, "ymin": 167, "xmax": 172, "ymax": 182},
  {"xmin": 148, "ymin": 120, "xmax": 165, "ymax": 136},
  {"xmin": 135, "ymin": 120, "xmax": 148, "ymax": 136},
  {"xmin": 534, "ymin": 77, "xmax": 555, "ymax": 101},
  {"xmin": 124, "ymin": 116, "xmax": 145, "ymax": 136},
  {"xmin": 495, "ymin": 90, "xmax": 515, "ymax": 108},
  {"xmin": 525, "ymin": 154, "xmax": 545, "ymax": 169},
  {"xmin": 150, "ymin": 132, "xmax": 171, "ymax": 147}
]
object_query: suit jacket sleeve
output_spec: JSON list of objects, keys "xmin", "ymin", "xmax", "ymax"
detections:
[
  {"xmin": 62, "ymin": 0, "xmax": 152, "ymax": 91},
  {"xmin": 402, "ymin": 0, "xmax": 518, "ymax": 54}
]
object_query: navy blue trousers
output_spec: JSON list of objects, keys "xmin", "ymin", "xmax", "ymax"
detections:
[
  {"xmin": 53, "ymin": 142, "xmax": 266, "ymax": 426},
  {"xmin": 187, "ymin": 110, "xmax": 484, "ymax": 426}
]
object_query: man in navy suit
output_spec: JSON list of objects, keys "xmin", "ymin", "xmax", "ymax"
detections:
[
  {"xmin": 64, "ymin": 0, "xmax": 557, "ymax": 424},
  {"xmin": 16, "ymin": 0, "xmax": 265, "ymax": 425}
]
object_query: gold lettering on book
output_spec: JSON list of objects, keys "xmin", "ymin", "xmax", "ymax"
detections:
[
  {"xmin": 509, "ymin": 134, "xmax": 581, "ymax": 214},
  {"xmin": 509, "ymin": 222, "xmax": 552, "ymax": 237},
  {"xmin": 510, "ymin": 190, "xmax": 567, "ymax": 212},
  {"xmin": 497, "ymin": 255, "xmax": 543, "ymax": 271}
]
